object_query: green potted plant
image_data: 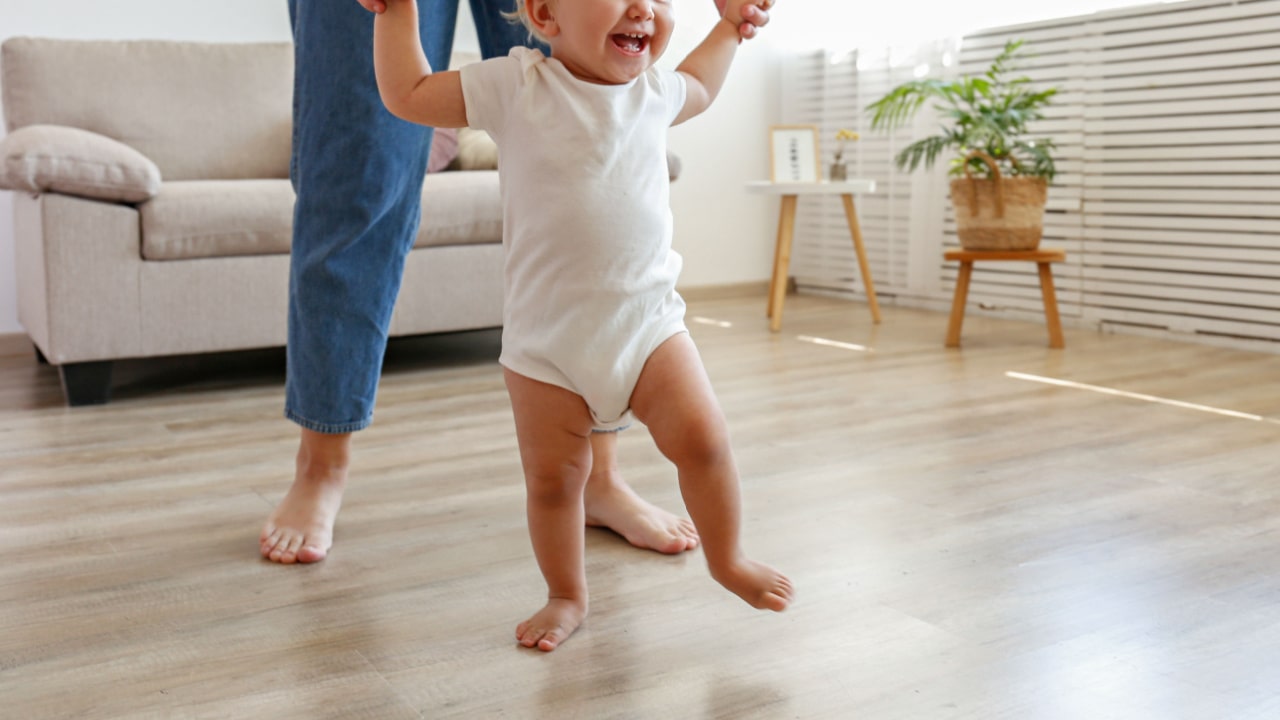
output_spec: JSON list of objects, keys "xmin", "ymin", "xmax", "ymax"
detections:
[{"xmin": 867, "ymin": 40, "xmax": 1059, "ymax": 250}]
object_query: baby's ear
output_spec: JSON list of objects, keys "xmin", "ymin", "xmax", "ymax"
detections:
[{"xmin": 527, "ymin": 0, "xmax": 561, "ymax": 38}]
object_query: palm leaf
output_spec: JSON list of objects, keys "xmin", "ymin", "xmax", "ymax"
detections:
[
  {"xmin": 866, "ymin": 37, "xmax": 1059, "ymax": 179},
  {"xmin": 894, "ymin": 134, "xmax": 952, "ymax": 173}
]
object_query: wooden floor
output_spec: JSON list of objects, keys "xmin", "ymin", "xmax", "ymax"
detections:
[{"xmin": 3, "ymin": 294, "xmax": 1279, "ymax": 719}]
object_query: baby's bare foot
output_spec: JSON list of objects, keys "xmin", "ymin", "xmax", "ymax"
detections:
[
  {"xmin": 710, "ymin": 557, "xmax": 794, "ymax": 612},
  {"xmin": 515, "ymin": 597, "xmax": 588, "ymax": 652},
  {"xmin": 584, "ymin": 476, "xmax": 699, "ymax": 554},
  {"xmin": 260, "ymin": 468, "xmax": 345, "ymax": 564}
]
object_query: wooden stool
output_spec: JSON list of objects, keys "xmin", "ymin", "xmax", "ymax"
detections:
[{"xmin": 944, "ymin": 248, "xmax": 1066, "ymax": 349}]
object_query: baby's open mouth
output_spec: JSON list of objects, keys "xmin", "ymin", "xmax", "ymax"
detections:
[{"xmin": 611, "ymin": 33, "xmax": 650, "ymax": 55}]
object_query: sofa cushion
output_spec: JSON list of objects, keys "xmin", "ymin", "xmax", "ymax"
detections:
[
  {"xmin": 415, "ymin": 170, "xmax": 503, "ymax": 248},
  {"xmin": 2, "ymin": 38, "xmax": 292, "ymax": 182},
  {"xmin": 141, "ymin": 180, "xmax": 293, "ymax": 260},
  {"xmin": 0, "ymin": 124, "xmax": 161, "ymax": 202},
  {"xmin": 140, "ymin": 172, "xmax": 503, "ymax": 261}
]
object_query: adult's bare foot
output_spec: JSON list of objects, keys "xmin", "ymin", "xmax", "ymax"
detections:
[
  {"xmin": 516, "ymin": 597, "xmax": 588, "ymax": 652},
  {"xmin": 260, "ymin": 430, "xmax": 349, "ymax": 564},
  {"xmin": 584, "ymin": 472, "xmax": 699, "ymax": 555},
  {"xmin": 710, "ymin": 556, "xmax": 794, "ymax": 612}
]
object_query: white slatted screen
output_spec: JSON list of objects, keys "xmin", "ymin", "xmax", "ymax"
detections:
[
  {"xmin": 783, "ymin": 42, "xmax": 957, "ymax": 303},
  {"xmin": 783, "ymin": 0, "xmax": 1280, "ymax": 351}
]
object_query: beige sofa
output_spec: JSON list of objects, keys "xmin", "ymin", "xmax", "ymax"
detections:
[{"xmin": 0, "ymin": 37, "xmax": 505, "ymax": 405}]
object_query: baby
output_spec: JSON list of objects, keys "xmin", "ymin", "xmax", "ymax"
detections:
[{"xmin": 373, "ymin": 0, "xmax": 792, "ymax": 652}]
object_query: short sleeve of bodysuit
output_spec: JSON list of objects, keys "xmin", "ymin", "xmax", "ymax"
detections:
[
  {"xmin": 459, "ymin": 50, "xmax": 531, "ymax": 141},
  {"xmin": 656, "ymin": 67, "xmax": 687, "ymax": 126}
]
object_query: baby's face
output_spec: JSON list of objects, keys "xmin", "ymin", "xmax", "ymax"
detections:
[{"xmin": 548, "ymin": 0, "xmax": 674, "ymax": 85}]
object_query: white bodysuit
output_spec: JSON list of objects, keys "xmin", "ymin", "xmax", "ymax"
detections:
[{"xmin": 461, "ymin": 48, "xmax": 689, "ymax": 430}]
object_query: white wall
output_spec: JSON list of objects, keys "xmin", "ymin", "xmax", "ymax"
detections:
[
  {"xmin": 0, "ymin": 1, "xmax": 783, "ymax": 336},
  {"xmin": 664, "ymin": 5, "xmax": 785, "ymax": 295}
]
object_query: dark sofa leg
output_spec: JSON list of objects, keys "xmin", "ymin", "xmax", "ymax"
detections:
[
  {"xmin": 58, "ymin": 361, "xmax": 114, "ymax": 406},
  {"xmin": 34, "ymin": 345, "xmax": 49, "ymax": 365}
]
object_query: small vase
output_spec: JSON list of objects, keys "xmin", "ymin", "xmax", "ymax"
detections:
[{"xmin": 829, "ymin": 162, "xmax": 847, "ymax": 181}]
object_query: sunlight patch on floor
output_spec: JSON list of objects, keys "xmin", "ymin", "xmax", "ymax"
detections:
[
  {"xmin": 796, "ymin": 335, "xmax": 871, "ymax": 352},
  {"xmin": 690, "ymin": 316, "xmax": 733, "ymax": 328},
  {"xmin": 1006, "ymin": 371, "xmax": 1279, "ymax": 424}
]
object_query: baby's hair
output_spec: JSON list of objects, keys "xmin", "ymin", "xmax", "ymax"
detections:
[{"xmin": 502, "ymin": 0, "xmax": 552, "ymax": 45}]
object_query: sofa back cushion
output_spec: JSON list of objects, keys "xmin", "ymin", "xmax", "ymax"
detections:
[{"xmin": 2, "ymin": 37, "xmax": 292, "ymax": 182}]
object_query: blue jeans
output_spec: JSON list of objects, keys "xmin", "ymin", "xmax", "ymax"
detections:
[{"xmin": 285, "ymin": 0, "xmax": 545, "ymax": 433}]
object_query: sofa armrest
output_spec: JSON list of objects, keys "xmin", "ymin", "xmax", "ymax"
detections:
[{"xmin": 0, "ymin": 124, "xmax": 161, "ymax": 203}]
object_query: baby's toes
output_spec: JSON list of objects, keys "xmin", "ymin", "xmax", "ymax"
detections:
[
  {"xmin": 516, "ymin": 623, "xmax": 542, "ymax": 648},
  {"xmin": 537, "ymin": 627, "xmax": 568, "ymax": 652}
]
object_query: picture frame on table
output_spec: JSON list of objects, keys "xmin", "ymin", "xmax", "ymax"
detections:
[{"xmin": 768, "ymin": 124, "xmax": 820, "ymax": 183}]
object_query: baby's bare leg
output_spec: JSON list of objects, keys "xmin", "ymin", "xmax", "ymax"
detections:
[
  {"xmin": 584, "ymin": 431, "xmax": 700, "ymax": 554},
  {"xmin": 630, "ymin": 334, "xmax": 793, "ymax": 611},
  {"xmin": 504, "ymin": 369, "xmax": 594, "ymax": 652}
]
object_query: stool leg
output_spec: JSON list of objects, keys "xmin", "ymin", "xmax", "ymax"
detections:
[
  {"xmin": 1038, "ymin": 262, "xmax": 1065, "ymax": 349},
  {"xmin": 768, "ymin": 195, "xmax": 798, "ymax": 332},
  {"xmin": 946, "ymin": 260, "xmax": 973, "ymax": 348}
]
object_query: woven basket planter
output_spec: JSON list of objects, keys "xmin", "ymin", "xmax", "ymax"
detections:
[{"xmin": 949, "ymin": 151, "xmax": 1048, "ymax": 251}]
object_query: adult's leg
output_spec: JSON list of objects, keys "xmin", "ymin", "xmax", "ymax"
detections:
[
  {"xmin": 263, "ymin": 0, "xmax": 462, "ymax": 564},
  {"xmin": 261, "ymin": 428, "xmax": 350, "ymax": 564},
  {"xmin": 504, "ymin": 370, "xmax": 594, "ymax": 652},
  {"xmin": 583, "ymin": 431, "xmax": 699, "ymax": 554},
  {"xmin": 629, "ymin": 334, "xmax": 793, "ymax": 611}
]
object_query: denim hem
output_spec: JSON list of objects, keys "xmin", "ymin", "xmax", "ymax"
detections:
[{"xmin": 284, "ymin": 408, "xmax": 372, "ymax": 434}]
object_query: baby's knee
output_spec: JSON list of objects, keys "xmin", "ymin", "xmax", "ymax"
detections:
[
  {"xmin": 665, "ymin": 421, "xmax": 731, "ymax": 469},
  {"xmin": 524, "ymin": 460, "xmax": 590, "ymax": 507}
]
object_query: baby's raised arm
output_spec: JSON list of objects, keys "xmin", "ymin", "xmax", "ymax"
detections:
[
  {"xmin": 674, "ymin": 0, "xmax": 773, "ymax": 126},
  {"xmin": 373, "ymin": 0, "xmax": 467, "ymax": 127}
]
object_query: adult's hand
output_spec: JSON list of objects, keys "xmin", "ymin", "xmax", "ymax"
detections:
[
  {"xmin": 717, "ymin": 0, "xmax": 773, "ymax": 40},
  {"xmin": 357, "ymin": 0, "xmax": 387, "ymax": 13}
]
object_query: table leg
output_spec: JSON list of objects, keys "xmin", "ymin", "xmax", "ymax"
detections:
[
  {"xmin": 1038, "ymin": 262, "xmax": 1065, "ymax": 349},
  {"xmin": 841, "ymin": 194, "xmax": 882, "ymax": 324},
  {"xmin": 767, "ymin": 195, "xmax": 789, "ymax": 319},
  {"xmin": 768, "ymin": 195, "xmax": 798, "ymax": 332},
  {"xmin": 945, "ymin": 260, "xmax": 973, "ymax": 348}
]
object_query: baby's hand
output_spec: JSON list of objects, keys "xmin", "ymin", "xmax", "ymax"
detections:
[
  {"xmin": 358, "ymin": 0, "xmax": 411, "ymax": 12},
  {"xmin": 717, "ymin": 0, "xmax": 774, "ymax": 37}
]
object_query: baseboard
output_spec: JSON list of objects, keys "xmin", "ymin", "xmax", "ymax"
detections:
[
  {"xmin": 0, "ymin": 332, "xmax": 30, "ymax": 358},
  {"xmin": 677, "ymin": 281, "xmax": 772, "ymax": 303}
]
